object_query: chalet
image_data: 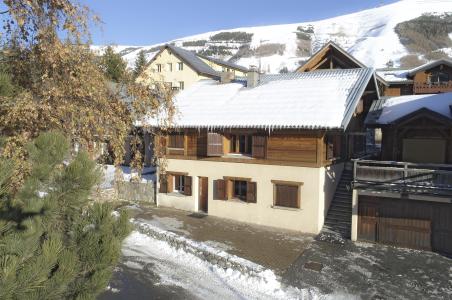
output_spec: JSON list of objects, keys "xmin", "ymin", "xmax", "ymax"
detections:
[
  {"xmin": 144, "ymin": 67, "xmax": 379, "ymax": 234},
  {"xmin": 138, "ymin": 44, "xmax": 248, "ymax": 91},
  {"xmin": 352, "ymin": 92, "xmax": 452, "ymax": 255},
  {"xmin": 377, "ymin": 59, "xmax": 452, "ymax": 96}
]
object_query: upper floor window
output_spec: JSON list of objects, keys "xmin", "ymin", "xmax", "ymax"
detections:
[
  {"xmin": 178, "ymin": 62, "xmax": 184, "ymax": 71},
  {"xmin": 230, "ymin": 135, "xmax": 252, "ymax": 155},
  {"xmin": 168, "ymin": 133, "xmax": 184, "ymax": 149},
  {"xmin": 429, "ymin": 71, "xmax": 449, "ymax": 84},
  {"xmin": 167, "ymin": 63, "xmax": 173, "ymax": 72},
  {"xmin": 156, "ymin": 64, "xmax": 162, "ymax": 72}
]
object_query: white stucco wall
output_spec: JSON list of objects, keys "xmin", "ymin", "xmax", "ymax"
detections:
[{"xmin": 157, "ymin": 159, "xmax": 344, "ymax": 234}]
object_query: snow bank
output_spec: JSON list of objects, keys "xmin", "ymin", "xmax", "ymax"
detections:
[{"xmin": 99, "ymin": 164, "xmax": 156, "ymax": 189}]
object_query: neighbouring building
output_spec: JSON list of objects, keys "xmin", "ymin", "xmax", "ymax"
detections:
[
  {"xmin": 137, "ymin": 44, "xmax": 248, "ymax": 91},
  {"xmin": 377, "ymin": 59, "xmax": 452, "ymax": 96},
  {"xmin": 351, "ymin": 92, "xmax": 452, "ymax": 256},
  {"xmin": 145, "ymin": 67, "xmax": 379, "ymax": 234}
]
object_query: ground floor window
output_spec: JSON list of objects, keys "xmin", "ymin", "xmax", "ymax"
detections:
[
  {"xmin": 273, "ymin": 182, "xmax": 301, "ymax": 208},
  {"xmin": 233, "ymin": 180, "xmax": 247, "ymax": 200},
  {"xmin": 174, "ymin": 174, "xmax": 185, "ymax": 193}
]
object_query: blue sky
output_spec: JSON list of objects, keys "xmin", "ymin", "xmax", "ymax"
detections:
[{"xmin": 82, "ymin": 0, "xmax": 398, "ymax": 45}]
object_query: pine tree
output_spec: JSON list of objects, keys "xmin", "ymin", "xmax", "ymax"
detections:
[
  {"xmin": 0, "ymin": 132, "xmax": 131, "ymax": 299},
  {"xmin": 133, "ymin": 50, "xmax": 148, "ymax": 79},
  {"xmin": 100, "ymin": 46, "xmax": 128, "ymax": 82}
]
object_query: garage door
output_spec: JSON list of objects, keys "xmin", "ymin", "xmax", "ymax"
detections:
[
  {"xmin": 402, "ymin": 139, "xmax": 446, "ymax": 164},
  {"xmin": 358, "ymin": 196, "xmax": 452, "ymax": 255}
]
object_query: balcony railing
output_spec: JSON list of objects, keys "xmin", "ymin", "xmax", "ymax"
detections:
[
  {"xmin": 353, "ymin": 159, "xmax": 452, "ymax": 197},
  {"xmin": 414, "ymin": 81, "xmax": 452, "ymax": 94}
]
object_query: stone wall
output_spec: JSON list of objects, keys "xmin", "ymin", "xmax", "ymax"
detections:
[{"xmin": 117, "ymin": 181, "xmax": 155, "ymax": 202}]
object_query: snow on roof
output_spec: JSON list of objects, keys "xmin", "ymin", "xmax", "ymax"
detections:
[
  {"xmin": 407, "ymin": 59, "xmax": 452, "ymax": 76},
  {"xmin": 367, "ymin": 93, "xmax": 452, "ymax": 125},
  {"xmin": 144, "ymin": 68, "xmax": 375, "ymax": 130},
  {"xmin": 376, "ymin": 69, "xmax": 411, "ymax": 84}
]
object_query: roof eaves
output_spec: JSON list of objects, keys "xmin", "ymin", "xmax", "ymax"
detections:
[
  {"xmin": 407, "ymin": 59, "xmax": 452, "ymax": 76},
  {"xmin": 341, "ymin": 68, "xmax": 375, "ymax": 129}
]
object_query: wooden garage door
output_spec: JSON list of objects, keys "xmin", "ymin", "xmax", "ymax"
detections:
[{"xmin": 358, "ymin": 196, "xmax": 452, "ymax": 255}]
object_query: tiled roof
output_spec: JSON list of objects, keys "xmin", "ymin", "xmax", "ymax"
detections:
[
  {"xmin": 144, "ymin": 68, "xmax": 376, "ymax": 130},
  {"xmin": 197, "ymin": 54, "xmax": 249, "ymax": 73},
  {"xmin": 166, "ymin": 45, "xmax": 220, "ymax": 78}
]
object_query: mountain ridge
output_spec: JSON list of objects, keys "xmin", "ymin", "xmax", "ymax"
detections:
[{"xmin": 93, "ymin": 0, "xmax": 452, "ymax": 73}]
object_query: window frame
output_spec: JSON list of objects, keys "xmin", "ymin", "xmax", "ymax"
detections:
[
  {"xmin": 271, "ymin": 180, "xmax": 303, "ymax": 209},
  {"xmin": 178, "ymin": 62, "xmax": 184, "ymax": 71},
  {"xmin": 429, "ymin": 71, "xmax": 449, "ymax": 85},
  {"xmin": 168, "ymin": 133, "xmax": 184, "ymax": 151},
  {"xmin": 179, "ymin": 81, "xmax": 185, "ymax": 90},
  {"xmin": 174, "ymin": 174, "xmax": 185, "ymax": 193},
  {"xmin": 156, "ymin": 63, "xmax": 162, "ymax": 72},
  {"xmin": 232, "ymin": 180, "xmax": 248, "ymax": 201},
  {"xmin": 230, "ymin": 134, "xmax": 252, "ymax": 155},
  {"xmin": 167, "ymin": 63, "xmax": 173, "ymax": 72}
]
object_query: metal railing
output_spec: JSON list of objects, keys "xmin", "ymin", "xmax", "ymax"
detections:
[{"xmin": 353, "ymin": 159, "xmax": 452, "ymax": 196}]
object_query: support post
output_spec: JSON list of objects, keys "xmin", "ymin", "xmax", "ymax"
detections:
[{"xmin": 351, "ymin": 189, "xmax": 359, "ymax": 241}]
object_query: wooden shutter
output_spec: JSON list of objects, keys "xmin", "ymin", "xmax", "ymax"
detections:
[
  {"xmin": 252, "ymin": 136, "xmax": 266, "ymax": 158},
  {"xmin": 246, "ymin": 182, "xmax": 257, "ymax": 203},
  {"xmin": 167, "ymin": 174, "xmax": 174, "ymax": 193},
  {"xmin": 326, "ymin": 136, "xmax": 334, "ymax": 160},
  {"xmin": 207, "ymin": 133, "xmax": 224, "ymax": 156},
  {"xmin": 214, "ymin": 179, "xmax": 226, "ymax": 200},
  {"xmin": 184, "ymin": 176, "xmax": 192, "ymax": 196},
  {"xmin": 159, "ymin": 175, "xmax": 167, "ymax": 193}
]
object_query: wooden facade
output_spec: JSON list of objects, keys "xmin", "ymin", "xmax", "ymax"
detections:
[
  {"xmin": 156, "ymin": 129, "xmax": 348, "ymax": 168},
  {"xmin": 382, "ymin": 62, "xmax": 452, "ymax": 96},
  {"xmin": 379, "ymin": 109, "xmax": 452, "ymax": 164}
]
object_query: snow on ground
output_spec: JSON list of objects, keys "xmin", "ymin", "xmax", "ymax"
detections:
[
  {"xmin": 122, "ymin": 231, "xmax": 322, "ymax": 300},
  {"xmin": 99, "ymin": 164, "xmax": 156, "ymax": 189}
]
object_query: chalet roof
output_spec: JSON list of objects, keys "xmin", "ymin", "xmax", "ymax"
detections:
[
  {"xmin": 197, "ymin": 54, "xmax": 249, "ymax": 73},
  {"xmin": 366, "ymin": 93, "xmax": 452, "ymax": 126},
  {"xmin": 407, "ymin": 59, "xmax": 452, "ymax": 76},
  {"xmin": 143, "ymin": 68, "xmax": 376, "ymax": 130},
  {"xmin": 148, "ymin": 44, "xmax": 220, "ymax": 78},
  {"xmin": 296, "ymin": 41, "xmax": 365, "ymax": 72},
  {"xmin": 375, "ymin": 69, "xmax": 412, "ymax": 84}
]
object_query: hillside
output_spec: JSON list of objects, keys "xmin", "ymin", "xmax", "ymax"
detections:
[{"xmin": 93, "ymin": 0, "xmax": 452, "ymax": 73}]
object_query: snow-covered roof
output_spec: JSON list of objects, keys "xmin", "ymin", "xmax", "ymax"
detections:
[
  {"xmin": 407, "ymin": 59, "xmax": 452, "ymax": 76},
  {"xmin": 376, "ymin": 69, "xmax": 411, "ymax": 84},
  {"xmin": 145, "ymin": 68, "xmax": 375, "ymax": 130},
  {"xmin": 197, "ymin": 54, "xmax": 249, "ymax": 73},
  {"xmin": 366, "ymin": 93, "xmax": 452, "ymax": 125}
]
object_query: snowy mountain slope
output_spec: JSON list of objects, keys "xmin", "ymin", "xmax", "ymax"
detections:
[{"xmin": 94, "ymin": 0, "xmax": 452, "ymax": 73}]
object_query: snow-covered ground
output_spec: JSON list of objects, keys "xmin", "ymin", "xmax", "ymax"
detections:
[
  {"xmin": 99, "ymin": 164, "xmax": 156, "ymax": 189},
  {"xmin": 94, "ymin": 0, "xmax": 452, "ymax": 73}
]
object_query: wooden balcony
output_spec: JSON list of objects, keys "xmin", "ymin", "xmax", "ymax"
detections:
[
  {"xmin": 414, "ymin": 81, "xmax": 452, "ymax": 94},
  {"xmin": 353, "ymin": 160, "xmax": 452, "ymax": 197}
]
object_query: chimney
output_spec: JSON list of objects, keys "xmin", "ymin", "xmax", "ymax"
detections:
[
  {"xmin": 247, "ymin": 65, "xmax": 259, "ymax": 88},
  {"xmin": 220, "ymin": 71, "xmax": 235, "ymax": 84}
]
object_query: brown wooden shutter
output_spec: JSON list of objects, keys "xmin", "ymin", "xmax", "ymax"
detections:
[
  {"xmin": 159, "ymin": 175, "xmax": 168, "ymax": 193},
  {"xmin": 252, "ymin": 136, "xmax": 266, "ymax": 158},
  {"xmin": 167, "ymin": 174, "xmax": 174, "ymax": 193},
  {"xmin": 207, "ymin": 133, "xmax": 224, "ymax": 156},
  {"xmin": 214, "ymin": 179, "xmax": 226, "ymax": 200},
  {"xmin": 246, "ymin": 182, "xmax": 257, "ymax": 203},
  {"xmin": 184, "ymin": 176, "xmax": 192, "ymax": 196}
]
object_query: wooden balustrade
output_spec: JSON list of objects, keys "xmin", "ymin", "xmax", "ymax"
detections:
[
  {"xmin": 414, "ymin": 81, "xmax": 452, "ymax": 94},
  {"xmin": 353, "ymin": 159, "xmax": 452, "ymax": 196}
]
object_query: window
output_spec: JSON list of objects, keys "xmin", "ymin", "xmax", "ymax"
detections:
[
  {"xmin": 179, "ymin": 81, "xmax": 185, "ymax": 90},
  {"xmin": 233, "ymin": 180, "xmax": 247, "ymax": 201},
  {"xmin": 429, "ymin": 71, "xmax": 449, "ymax": 84},
  {"xmin": 174, "ymin": 175, "xmax": 185, "ymax": 193},
  {"xmin": 167, "ymin": 63, "xmax": 173, "ymax": 72},
  {"xmin": 157, "ymin": 64, "xmax": 162, "ymax": 72},
  {"xmin": 272, "ymin": 181, "xmax": 302, "ymax": 209},
  {"xmin": 178, "ymin": 62, "xmax": 184, "ymax": 71},
  {"xmin": 168, "ymin": 133, "xmax": 184, "ymax": 149},
  {"xmin": 230, "ymin": 135, "xmax": 252, "ymax": 154}
]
